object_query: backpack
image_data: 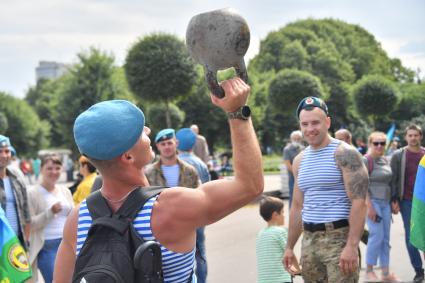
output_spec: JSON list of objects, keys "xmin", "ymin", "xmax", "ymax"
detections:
[
  {"xmin": 72, "ymin": 186, "xmax": 166, "ymax": 283},
  {"xmin": 365, "ymin": 154, "xmax": 374, "ymax": 175}
]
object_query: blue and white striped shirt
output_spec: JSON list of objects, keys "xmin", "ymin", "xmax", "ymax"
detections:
[
  {"xmin": 76, "ymin": 196, "xmax": 196, "ymax": 283},
  {"xmin": 161, "ymin": 164, "xmax": 180, "ymax": 187},
  {"xmin": 298, "ymin": 139, "xmax": 351, "ymax": 223}
]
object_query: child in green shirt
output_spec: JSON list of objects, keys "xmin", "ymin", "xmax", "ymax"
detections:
[{"xmin": 256, "ymin": 197, "xmax": 299, "ymax": 283}]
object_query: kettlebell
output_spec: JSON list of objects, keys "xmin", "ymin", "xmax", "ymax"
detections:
[{"xmin": 186, "ymin": 8, "xmax": 250, "ymax": 98}]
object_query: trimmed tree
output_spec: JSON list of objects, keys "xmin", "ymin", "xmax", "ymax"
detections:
[
  {"xmin": 125, "ymin": 33, "xmax": 196, "ymax": 127},
  {"xmin": 352, "ymin": 75, "xmax": 399, "ymax": 127}
]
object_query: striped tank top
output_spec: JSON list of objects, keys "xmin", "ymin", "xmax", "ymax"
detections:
[
  {"xmin": 298, "ymin": 138, "xmax": 351, "ymax": 223},
  {"xmin": 76, "ymin": 196, "xmax": 196, "ymax": 283}
]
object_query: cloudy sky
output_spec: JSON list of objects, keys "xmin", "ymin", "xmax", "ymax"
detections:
[{"xmin": 1, "ymin": 0, "xmax": 424, "ymax": 98}]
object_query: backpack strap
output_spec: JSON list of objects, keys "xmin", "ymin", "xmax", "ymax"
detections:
[
  {"xmin": 365, "ymin": 154, "xmax": 374, "ymax": 175},
  {"xmin": 86, "ymin": 190, "xmax": 112, "ymax": 219},
  {"xmin": 115, "ymin": 186, "xmax": 167, "ymax": 220}
]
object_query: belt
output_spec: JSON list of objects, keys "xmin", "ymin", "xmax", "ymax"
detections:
[{"xmin": 303, "ymin": 219, "xmax": 349, "ymax": 232}]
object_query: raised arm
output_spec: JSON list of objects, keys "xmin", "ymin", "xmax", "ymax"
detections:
[
  {"xmin": 335, "ymin": 143, "xmax": 368, "ymax": 274},
  {"xmin": 152, "ymin": 78, "xmax": 264, "ymax": 251}
]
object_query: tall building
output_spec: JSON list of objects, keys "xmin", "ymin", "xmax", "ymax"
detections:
[{"xmin": 35, "ymin": 61, "xmax": 68, "ymax": 81}]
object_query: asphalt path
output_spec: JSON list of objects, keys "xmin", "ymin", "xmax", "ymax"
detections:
[{"xmin": 205, "ymin": 173, "xmax": 420, "ymax": 283}]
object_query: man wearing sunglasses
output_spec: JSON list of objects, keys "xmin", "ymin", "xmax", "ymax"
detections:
[
  {"xmin": 284, "ymin": 97, "xmax": 368, "ymax": 282},
  {"xmin": 390, "ymin": 124, "xmax": 425, "ymax": 282}
]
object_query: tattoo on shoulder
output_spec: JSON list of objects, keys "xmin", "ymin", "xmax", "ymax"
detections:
[
  {"xmin": 336, "ymin": 145, "xmax": 368, "ymax": 199},
  {"xmin": 335, "ymin": 145, "xmax": 363, "ymax": 171}
]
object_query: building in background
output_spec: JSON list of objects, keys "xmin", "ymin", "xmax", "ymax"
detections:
[{"xmin": 35, "ymin": 61, "xmax": 68, "ymax": 81}]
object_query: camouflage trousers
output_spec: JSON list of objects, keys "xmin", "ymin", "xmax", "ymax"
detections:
[{"xmin": 301, "ymin": 226, "xmax": 359, "ymax": 283}]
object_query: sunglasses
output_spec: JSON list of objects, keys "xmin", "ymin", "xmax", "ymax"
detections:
[{"xmin": 372, "ymin": 141, "xmax": 386, "ymax": 146}]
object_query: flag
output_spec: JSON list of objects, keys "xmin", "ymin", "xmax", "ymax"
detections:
[
  {"xmin": 411, "ymin": 155, "xmax": 425, "ymax": 251},
  {"xmin": 385, "ymin": 122, "xmax": 396, "ymax": 150},
  {"xmin": 0, "ymin": 207, "xmax": 32, "ymax": 283}
]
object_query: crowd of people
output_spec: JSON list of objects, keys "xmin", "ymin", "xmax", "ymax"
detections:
[
  {"xmin": 0, "ymin": 78, "xmax": 424, "ymax": 283},
  {"xmin": 273, "ymin": 96, "xmax": 424, "ymax": 283}
]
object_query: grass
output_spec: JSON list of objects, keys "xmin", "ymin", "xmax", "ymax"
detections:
[{"xmin": 262, "ymin": 154, "xmax": 282, "ymax": 174}]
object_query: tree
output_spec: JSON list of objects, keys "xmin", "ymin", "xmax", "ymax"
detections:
[
  {"xmin": 178, "ymin": 66, "xmax": 229, "ymax": 151},
  {"xmin": 391, "ymin": 83, "xmax": 425, "ymax": 122},
  {"xmin": 146, "ymin": 103, "xmax": 185, "ymax": 135},
  {"xmin": 55, "ymin": 48, "xmax": 134, "ymax": 152},
  {"xmin": 0, "ymin": 112, "xmax": 8, "ymax": 133},
  {"xmin": 268, "ymin": 69, "xmax": 324, "ymax": 113},
  {"xmin": 0, "ymin": 92, "xmax": 50, "ymax": 156},
  {"xmin": 125, "ymin": 33, "xmax": 196, "ymax": 127},
  {"xmin": 352, "ymin": 75, "xmax": 399, "ymax": 126}
]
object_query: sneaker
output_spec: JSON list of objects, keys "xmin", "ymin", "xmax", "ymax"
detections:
[
  {"xmin": 365, "ymin": 271, "xmax": 380, "ymax": 282},
  {"xmin": 414, "ymin": 271, "xmax": 424, "ymax": 283},
  {"xmin": 381, "ymin": 273, "xmax": 400, "ymax": 282}
]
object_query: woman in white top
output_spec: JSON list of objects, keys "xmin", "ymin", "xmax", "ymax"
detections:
[{"xmin": 28, "ymin": 155, "xmax": 73, "ymax": 283}]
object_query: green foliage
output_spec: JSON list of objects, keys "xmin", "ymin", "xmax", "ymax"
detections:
[
  {"xmin": 280, "ymin": 41, "xmax": 309, "ymax": 70},
  {"xmin": 25, "ymin": 77, "xmax": 69, "ymax": 147},
  {"xmin": 0, "ymin": 92, "xmax": 49, "ymax": 156},
  {"xmin": 0, "ymin": 112, "xmax": 8, "ymax": 133},
  {"xmin": 178, "ymin": 65, "xmax": 229, "ymax": 150},
  {"xmin": 55, "ymin": 48, "xmax": 134, "ymax": 152},
  {"xmin": 146, "ymin": 103, "xmax": 185, "ymax": 134},
  {"xmin": 391, "ymin": 83, "xmax": 425, "ymax": 121},
  {"xmin": 125, "ymin": 33, "xmax": 196, "ymax": 127},
  {"xmin": 352, "ymin": 75, "xmax": 399, "ymax": 125},
  {"xmin": 269, "ymin": 69, "xmax": 324, "ymax": 113},
  {"xmin": 262, "ymin": 154, "xmax": 282, "ymax": 173}
]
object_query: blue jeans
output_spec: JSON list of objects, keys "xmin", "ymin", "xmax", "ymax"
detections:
[
  {"xmin": 366, "ymin": 199, "xmax": 391, "ymax": 267},
  {"xmin": 38, "ymin": 238, "xmax": 61, "ymax": 283},
  {"xmin": 400, "ymin": 199, "xmax": 423, "ymax": 272},
  {"xmin": 195, "ymin": 227, "xmax": 207, "ymax": 283}
]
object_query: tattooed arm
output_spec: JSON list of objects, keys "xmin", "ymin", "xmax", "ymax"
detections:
[{"xmin": 335, "ymin": 142, "xmax": 368, "ymax": 274}]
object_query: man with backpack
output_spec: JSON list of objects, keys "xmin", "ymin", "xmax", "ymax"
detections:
[{"xmin": 53, "ymin": 77, "xmax": 264, "ymax": 283}]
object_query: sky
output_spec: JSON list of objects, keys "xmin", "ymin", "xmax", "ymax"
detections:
[{"xmin": 1, "ymin": 0, "xmax": 424, "ymax": 98}]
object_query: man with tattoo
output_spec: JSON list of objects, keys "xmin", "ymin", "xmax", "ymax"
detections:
[{"xmin": 283, "ymin": 97, "xmax": 368, "ymax": 282}]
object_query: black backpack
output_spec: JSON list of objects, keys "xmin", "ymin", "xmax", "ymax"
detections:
[{"xmin": 72, "ymin": 186, "xmax": 166, "ymax": 283}]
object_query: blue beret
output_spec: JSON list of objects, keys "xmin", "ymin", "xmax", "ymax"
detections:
[
  {"xmin": 155, "ymin": 129, "xmax": 175, "ymax": 143},
  {"xmin": 9, "ymin": 146, "xmax": 16, "ymax": 157},
  {"xmin": 176, "ymin": 128, "xmax": 196, "ymax": 151},
  {"xmin": 0, "ymin": 135, "xmax": 11, "ymax": 148},
  {"xmin": 296, "ymin": 96, "xmax": 328, "ymax": 118},
  {"xmin": 73, "ymin": 100, "xmax": 145, "ymax": 160}
]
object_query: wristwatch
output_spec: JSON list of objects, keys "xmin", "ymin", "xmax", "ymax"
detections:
[{"xmin": 227, "ymin": 105, "xmax": 251, "ymax": 120}]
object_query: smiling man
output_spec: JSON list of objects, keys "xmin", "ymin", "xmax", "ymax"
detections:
[{"xmin": 283, "ymin": 96, "xmax": 368, "ymax": 282}]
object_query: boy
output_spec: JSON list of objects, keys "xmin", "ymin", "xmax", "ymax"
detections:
[{"xmin": 256, "ymin": 196, "xmax": 299, "ymax": 283}]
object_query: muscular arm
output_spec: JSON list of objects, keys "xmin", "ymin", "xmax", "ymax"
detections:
[
  {"xmin": 335, "ymin": 143, "xmax": 368, "ymax": 273},
  {"xmin": 152, "ymin": 78, "xmax": 264, "ymax": 252},
  {"xmin": 53, "ymin": 206, "xmax": 78, "ymax": 283}
]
